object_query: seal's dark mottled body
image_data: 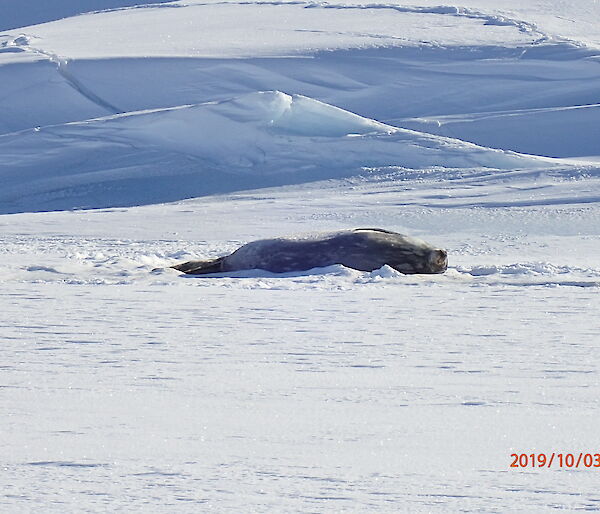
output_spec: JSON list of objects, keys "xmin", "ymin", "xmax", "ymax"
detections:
[{"xmin": 172, "ymin": 228, "xmax": 447, "ymax": 275}]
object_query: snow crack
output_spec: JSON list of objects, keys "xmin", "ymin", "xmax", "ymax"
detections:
[{"xmin": 3, "ymin": 33, "xmax": 122, "ymax": 115}]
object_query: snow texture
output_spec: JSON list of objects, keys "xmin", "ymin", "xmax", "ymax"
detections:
[{"xmin": 1, "ymin": 0, "xmax": 600, "ymax": 511}]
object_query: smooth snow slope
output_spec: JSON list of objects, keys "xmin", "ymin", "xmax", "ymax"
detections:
[{"xmin": 0, "ymin": 91, "xmax": 558, "ymax": 214}]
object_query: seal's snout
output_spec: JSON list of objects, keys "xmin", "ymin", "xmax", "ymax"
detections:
[{"xmin": 429, "ymin": 248, "xmax": 448, "ymax": 273}]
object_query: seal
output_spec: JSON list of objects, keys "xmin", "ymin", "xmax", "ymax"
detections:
[{"xmin": 171, "ymin": 228, "xmax": 448, "ymax": 275}]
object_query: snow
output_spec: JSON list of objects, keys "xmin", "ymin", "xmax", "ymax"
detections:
[
  {"xmin": 3, "ymin": 2, "xmax": 541, "ymax": 59},
  {"xmin": 2, "ymin": 194, "xmax": 600, "ymax": 511},
  {"xmin": 2, "ymin": 90, "xmax": 559, "ymax": 214},
  {"xmin": 1, "ymin": 0, "xmax": 600, "ymax": 511},
  {"xmin": 0, "ymin": 0, "xmax": 176, "ymax": 31}
]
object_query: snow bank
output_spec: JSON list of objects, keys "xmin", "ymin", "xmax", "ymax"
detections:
[
  {"xmin": 3, "ymin": 0, "xmax": 599, "ymax": 160},
  {"xmin": 401, "ymin": 103, "xmax": 600, "ymax": 159},
  {"xmin": 0, "ymin": 91, "xmax": 551, "ymax": 214},
  {"xmin": 8, "ymin": 1, "xmax": 539, "ymax": 59}
]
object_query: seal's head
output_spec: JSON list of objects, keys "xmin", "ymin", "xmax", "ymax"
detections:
[
  {"xmin": 427, "ymin": 248, "xmax": 448, "ymax": 273},
  {"xmin": 389, "ymin": 246, "xmax": 448, "ymax": 274}
]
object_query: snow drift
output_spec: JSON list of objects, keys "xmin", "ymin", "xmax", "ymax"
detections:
[{"xmin": 0, "ymin": 91, "xmax": 551, "ymax": 214}]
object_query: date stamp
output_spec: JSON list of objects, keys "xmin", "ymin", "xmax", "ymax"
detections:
[{"xmin": 511, "ymin": 452, "xmax": 600, "ymax": 469}]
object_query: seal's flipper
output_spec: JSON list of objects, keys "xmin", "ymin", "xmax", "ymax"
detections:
[{"xmin": 171, "ymin": 257, "xmax": 225, "ymax": 275}]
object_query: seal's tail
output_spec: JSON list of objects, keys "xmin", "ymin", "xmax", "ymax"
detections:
[{"xmin": 171, "ymin": 257, "xmax": 225, "ymax": 275}]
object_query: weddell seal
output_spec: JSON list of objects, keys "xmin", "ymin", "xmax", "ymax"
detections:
[{"xmin": 171, "ymin": 228, "xmax": 448, "ymax": 275}]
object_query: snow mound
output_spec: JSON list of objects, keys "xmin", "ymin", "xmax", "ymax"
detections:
[
  {"xmin": 220, "ymin": 91, "xmax": 391, "ymax": 137},
  {"xmin": 459, "ymin": 262, "xmax": 600, "ymax": 278},
  {"xmin": 8, "ymin": 0, "xmax": 541, "ymax": 59},
  {"xmin": 0, "ymin": 91, "xmax": 551, "ymax": 214},
  {"xmin": 454, "ymin": 262, "xmax": 600, "ymax": 288}
]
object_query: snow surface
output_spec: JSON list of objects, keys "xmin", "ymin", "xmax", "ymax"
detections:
[{"xmin": 1, "ymin": 0, "xmax": 600, "ymax": 511}]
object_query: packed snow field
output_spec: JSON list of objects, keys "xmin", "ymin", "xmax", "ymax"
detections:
[{"xmin": 1, "ymin": 0, "xmax": 600, "ymax": 511}]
